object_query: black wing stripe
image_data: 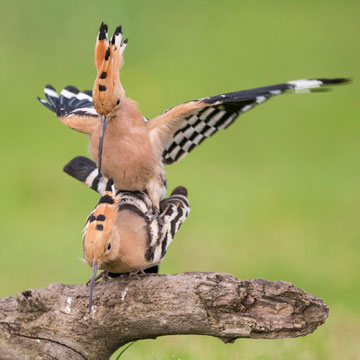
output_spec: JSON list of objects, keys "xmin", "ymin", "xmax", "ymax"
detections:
[{"xmin": 37, "ymin": 98, "xmax": 55, "ymax": 113}]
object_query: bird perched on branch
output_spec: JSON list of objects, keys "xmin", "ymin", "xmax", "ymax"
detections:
[
  {"xmin": 38, "ymin": 22, "xmax": 350, "ymax": 212},
  {"xmin": 63, "ymin": 156, "xmax": 190, "ymax": 312}
]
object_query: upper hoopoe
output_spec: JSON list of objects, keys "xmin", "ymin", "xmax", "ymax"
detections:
[
  {"xmin": 38, "ymin": 22, "xmax": 350, "ymax": 212},
  {"xmin": 63, "ymin": 156, "xmax": 190, "ymax": 312}
]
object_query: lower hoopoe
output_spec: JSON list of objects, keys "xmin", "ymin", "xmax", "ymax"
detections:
[
  {"xmin": 63, "ymin": 156, "xmax": 190, "ymax": 312},
  {"xmin": 38, "ymin": 22, "xmax": 350, "ymax": 214}
]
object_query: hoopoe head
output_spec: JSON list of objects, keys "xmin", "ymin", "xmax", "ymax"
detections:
[
  {"xmin": 92, "ymin": 22, "xmax": 128, "ymax": 173},
  {"xmin": 83, "ymin": 178, "xmax": 119, "ymax": 312}
]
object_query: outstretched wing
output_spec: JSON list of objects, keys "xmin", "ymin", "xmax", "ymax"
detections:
[
  {"xmin": 38, "ymin": 85, "xmax": 99, "ymax": 133},
  {"xmin": 153, "ymin": 78, "xmax": 349, "ymax": 165}
]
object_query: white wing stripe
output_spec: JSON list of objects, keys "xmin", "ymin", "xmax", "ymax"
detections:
[
  {"xmin": 182, "ymin": 140, "xmax": 194, "ymax": 152},
  {"xmin": 173, "ymin": 131, "xmax": 184, "ymax": 144},
  {"xmin": 203, "ymin": 126, "xmax": 217, "ymax": 137},
  {"xmin": 194, "ymin": 121, "xmax": 206, "ymax": 133},
  {"xmin": 85, "ymin": 169, "xmax": 99, "ymax": 188},
  {"xmin": 184, "ymin": 126, "xmax": 195, "ymax": 138},
  {"xmin": 217, "ymin": 113, "xmax": 238, "ymax": 130},
  {"xmin": 199, "ymin": 107, "xmax": 217, "ymax": 121},
  {"xmin": 69, "ymin": 107, "xmax": 98, "ymax": 116},
  {"xmin": 287, "ymin": 79, "xmax": 322, "ymax": 93},
  {"xmin": 60, "ymin": 89, "xmax": 77, "ymax": 99},
  {"xmin": 76, "ymin": 92, "xmax": 92, "ymax": 101},
  {"xmin": 207, "ymin": 110, "xmax": 226, "ymax": 127},
  {"xmin": 44, "ymin": 88, "xmax": 59, "ymax": 98},
  {"xmin": 187, "ymin": 114, "xmax": 200, "ymax": 126},
  {"xmin": 241, "ymin": 104, "xmax": 253, "ymax": 112}
]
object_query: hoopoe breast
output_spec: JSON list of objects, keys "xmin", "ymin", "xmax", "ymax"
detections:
[
  {"xmin": 90, "ymin": 122, "xmax": 160, "ymax": 192},
  {"xmin": 100, "ymin": 209, "xmax": 159, "ymax": 273}
]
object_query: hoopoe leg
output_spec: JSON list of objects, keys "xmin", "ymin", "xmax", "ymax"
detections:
[
  {"xmin": 86, "ymin": 270, "xmax": 109, "ymax": 285},
  {"xmin": 146, "ymin": 175, "xmax": 167, "ymax": 213}
]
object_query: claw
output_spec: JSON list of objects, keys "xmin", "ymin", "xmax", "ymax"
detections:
[
  {"xmin": 146, "ymin": 207, "xmax": 164, "ymax": 226},
  {"xmin": 86, "ymin": 270, "xmax": 109, "ymax": 286}
]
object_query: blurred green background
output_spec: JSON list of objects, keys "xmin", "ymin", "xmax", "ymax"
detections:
[{"xmin": 1, "ymin": 0, "xmax": 359, "ymax": 358}]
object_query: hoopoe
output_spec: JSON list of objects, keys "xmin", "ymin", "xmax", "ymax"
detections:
[
  {"xmin": 63, "ymin": 156, "xmax": 190, "ymax": 312},
  {"xmin": 38, "ymin": 22, "xmax": 350, "ymax": 212}
]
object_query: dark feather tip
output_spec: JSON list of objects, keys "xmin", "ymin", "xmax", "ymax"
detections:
[
  {"xmin": 99, "ymin": 22, "xmax": 108, "ymax": 32},
  {"xmin": 111, "ymin": 34, "xmax": 115, "ymax": 45},
  {"xmin": 170, "ymin": 186, "xmax": 188, "ymax": 197},
  {"xmin": 317, "ymin": 78, "xmax": 352, "ymax": 85},
  {"xmin": 115, "ymin": 25, "xmax": 122, "ymax": 35},
  {"xmin": 123, "ymin": 38, "xmax": 128, "ymax": 44},
  {"xmin": 99, "ymin": 22, "xmax": 108, "ymax": 40},
  {"xmin": 45, "ymin": 84, "xmax": 56, "ymax": 91}
]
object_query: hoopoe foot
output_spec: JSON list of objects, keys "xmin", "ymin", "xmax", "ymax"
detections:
[
  {"xmin": 146, "ymin": 207, "xmax": 164, "ymax": 226},
  {"xmin": 128, "ymin": 269, "xmax": 147, "ymax": 277},
  {"xmin": 86, "ymin": 270, "xmax": 109, "ymax": 285}
]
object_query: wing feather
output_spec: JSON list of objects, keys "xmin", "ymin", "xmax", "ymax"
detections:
[
  {"xmin": 156, "ymin": 78, "xmax": 349, "ymax": 165},
  {"xmin": 38, "ymin": 85, "xmax": 99, "ymax": 133}
]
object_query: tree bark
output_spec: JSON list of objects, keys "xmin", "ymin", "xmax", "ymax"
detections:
[{"xmin": 0, "ymin": 272, "xmax": 328, "ymax": 360}]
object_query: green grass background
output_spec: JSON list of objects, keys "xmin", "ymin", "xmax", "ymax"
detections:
[{"xmin": 1, "ymin": 0, "xmax": 359, "ymax": 358}]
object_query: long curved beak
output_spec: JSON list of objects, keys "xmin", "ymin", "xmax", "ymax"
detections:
[
  {"xmin": 98, "ymin": 115, "xmax": 109, "ymax": 174},
  {"xmin": 89, "ymin": 258, "xmax": 99, "ymax": 313}
]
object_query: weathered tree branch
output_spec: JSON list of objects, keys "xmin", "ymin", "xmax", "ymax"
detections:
[{"xmin": 0, "ymin": 272, "xmax": 328, "ymax": 360}]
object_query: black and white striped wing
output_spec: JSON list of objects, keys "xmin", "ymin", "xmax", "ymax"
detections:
[
  {"xmin": 38, "ymin": 84, "xmax": 150, "ymax": 122},
  {"xmin": 38, "ymin": 85, "xmax": 98, "ymax": 118},
  {"xmin": 141, "ymin": 186, "xmax": 190, "ymax": 264},
  {"xmin": 162, "ymin": 78, "xmax": 349, "ymax": 164},
  {"xmin": 158, "ymin": 186, "xmax": 190, "ymax": 259},
  {"xmin": 63, "ymin": 156, "xmax": 107, "ymax": 195}
]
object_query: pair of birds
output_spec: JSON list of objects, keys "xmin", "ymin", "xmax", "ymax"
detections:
[{"xmin": 39, "ymin": 22, "xmax": 348, "ymax": 312}]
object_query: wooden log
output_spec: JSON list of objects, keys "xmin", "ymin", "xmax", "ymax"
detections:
[{"xmin": 0, "ymin": 272, "xmax": 328, "ymax": 360}]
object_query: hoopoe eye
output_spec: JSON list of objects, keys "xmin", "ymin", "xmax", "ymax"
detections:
[{"xmin": 107, "ymin": 243, "xmax": 111, "ymax": 250}]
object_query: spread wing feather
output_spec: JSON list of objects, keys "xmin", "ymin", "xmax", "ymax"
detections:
[
  {"xmin": 160, "ymin": 78, "xmax": 349, "ymax": 164},
  {"xmin": 38, "ymin": 85, "xmax": 98, "ymax": 118}
]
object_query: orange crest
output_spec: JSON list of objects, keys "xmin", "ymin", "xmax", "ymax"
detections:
[{"xmin": 83, "ymin": 178, "xmax": 118, "ymax": 265}]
